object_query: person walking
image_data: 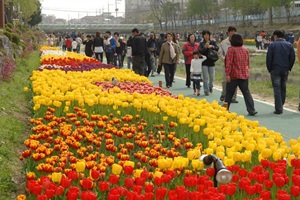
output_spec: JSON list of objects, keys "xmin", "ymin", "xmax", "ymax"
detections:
[
  {"xmin": 266, "ymin": 30, "xmax": 295, "ymax": 114},
  {"xmin": 182, "ymin": 34, "xmax": 200, "ymax": 88},
  {"xmin": 190, "ymin": 51, "xmax": 206, "ymax": 96},
  {"xmin": 156, "ymin": 33, "xmax": 167, "ymax": 74},
  {"xmin": 131, "ymin": 28, "xmax": 147, "ymax": 76},
  {"xmin": 225, "ymin": 33, "xmax": 257, "ymax": 116},
  {"xmin": 199, "ymin": 30, "xmax": 219, "ymax": 96},
  {"xmin": 93, "ymin": 32, "xmax": 104, "ymax": 62},
  {"xmin": 219, "ymin": 26, "xmax": 238, "ymax": 103},
  {"xmin": 83, "ymin": 35, "xmax": 93, "ymax": 57},
  {"xmin": 158, "ymin": 32, "xmax": 179, "ymax": 88},
  {"xmin": 297, "ymin": 37, "xmax": 300, "ymax": 111},
  {"xmin": 104, "ymin": 31, "xmax": 117, "ymax": 65}
]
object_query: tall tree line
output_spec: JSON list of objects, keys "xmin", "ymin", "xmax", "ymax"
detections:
[{"xmin": 148, "ymin": 0, "xmax": 295, "ymax": 30}]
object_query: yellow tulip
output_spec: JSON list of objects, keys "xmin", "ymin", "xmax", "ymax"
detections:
[
  {"xmin": 112, "ymin": 163, "xmax": 123, "ymax": 175},
  {"xmin": 51, "ymin": 172, "xmax": 62, "ymax": 183},
  {"xmin": 134, "ymin": 169, "xmax": 143, "ymax": 178},
  {"xmin": 23, "ymin": 87, "xmax": 29, "ymax": 92},
  {"xmin": 124, "ymin": 161, "xmax": 135, "ymax": 168},
  {"xmin": 75, "ymin": 160, "xmax": 86, "ymax": 173},
  {"xmin": 261, "ymin": 148, "xmax": 272, "ymax": 159},
  {"xmin": 153, "ymin": 171, "xmax": 163, "ymax": 178}
]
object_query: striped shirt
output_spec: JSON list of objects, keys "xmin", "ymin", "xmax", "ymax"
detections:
[{"xmin": 225, "ymin": 46, "xmax": 250, "ymax": 80}]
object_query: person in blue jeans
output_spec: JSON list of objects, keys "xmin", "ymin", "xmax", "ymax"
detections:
[{"xmin": 266, "ymin": 30, "xmax": 295, "ymax": 114}]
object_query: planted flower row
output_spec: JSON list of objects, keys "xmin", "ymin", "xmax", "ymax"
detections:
[{"xmin": 17, "ymin": 47, "xmax": 300, "ymax": 199}]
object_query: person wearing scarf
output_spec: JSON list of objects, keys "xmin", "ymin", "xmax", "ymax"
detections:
[{"xmin": 158, "ymin": 33, "xmax": 179, "ymax": 88}]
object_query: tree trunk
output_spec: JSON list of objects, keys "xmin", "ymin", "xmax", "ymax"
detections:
[
  {"xmin": 268, "ymin": 7, "xmax": 273, "ymax": 26},
  {"xmin": 284, "ymin": 5, "xmax": 291, "ymax": 25}
]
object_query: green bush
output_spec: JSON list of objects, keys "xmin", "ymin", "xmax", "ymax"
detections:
[
  {"xmin": 11, "ymin": 33, "xmax": 20, "ymax": 45},
  {"xmin": 5, "ymin": 23, "xmax": 13, "ymax": 29},
  {"xmin": 3, "ymin": 31, "xmax": 12, "ymax": 40}
]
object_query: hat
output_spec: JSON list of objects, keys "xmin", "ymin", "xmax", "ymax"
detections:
[{"xmin": 120, "ymin": 36, "xmax": 124, "ymax": 40}]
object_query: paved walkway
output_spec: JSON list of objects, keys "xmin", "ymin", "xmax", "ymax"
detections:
[{"xmin": 149, "ymin": 74, "xmax": 300, "ymax": 140}]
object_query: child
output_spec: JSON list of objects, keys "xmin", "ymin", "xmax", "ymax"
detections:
[
  {"xmin": 72, "ymin": 39, "xmax": 78, "ymax": 52},
  {"xmin": 190, "ymin": 50, "xmax": 207, "ymax": 96}
]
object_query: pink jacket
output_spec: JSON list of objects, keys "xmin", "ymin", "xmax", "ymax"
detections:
[{"xmin": 182, "ymin": 42, "xmax": 200, "ymax": 64}]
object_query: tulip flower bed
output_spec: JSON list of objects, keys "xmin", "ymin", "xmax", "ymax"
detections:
[{"xmin": 17, "ymin": 48, "xmax": 300, "ymax": 199}]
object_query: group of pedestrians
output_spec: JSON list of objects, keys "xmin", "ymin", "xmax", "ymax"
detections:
[{"xmin": 77, "ymin": 26, "xmax": 299, "ymax": 115}]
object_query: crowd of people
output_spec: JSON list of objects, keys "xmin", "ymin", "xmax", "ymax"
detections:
[{"xmin": 46, "ymin": 27, "xmax": 300, "ymax": 114}]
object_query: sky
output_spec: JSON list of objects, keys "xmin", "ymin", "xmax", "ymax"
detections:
[{"xmin": 41, "ymin": 0, "xmax": 125, "ymax": 20}]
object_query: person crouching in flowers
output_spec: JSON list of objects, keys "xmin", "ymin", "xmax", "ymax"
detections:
[
  {"xmin": 190, "ymin": 50, "xmax": 206, "ymax": 96},
  {"xmin": 224, "ymin": 33, "xmax": 258, "ymax": 116}
]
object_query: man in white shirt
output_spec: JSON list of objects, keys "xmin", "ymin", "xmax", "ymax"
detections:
[{"xmin": 219, "ymin": 26, "xmax": 238, "ymax": 103}]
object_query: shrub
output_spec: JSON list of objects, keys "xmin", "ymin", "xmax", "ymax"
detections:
[
  {"xmin": 11, "ymin": 33, "xmax": 20, "ymax": 45},
  {"xmin": 3, "ymin": 31, "xmax": 12, "ymax": 40},
  {"xmin": 0, "ymin": 57, "xmax": 16, "ymax": 82},
  {"xmin": 5, "ymin": 23, "xmax": 13, "ymax": 29}
]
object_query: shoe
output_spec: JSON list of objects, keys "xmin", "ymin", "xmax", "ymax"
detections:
[
  {"xmin": 220, "ymin": 95, "xmax": 225, "ymax": 101},
  {"xmin": 248, "ymin": 111, "xmax": 258, "ymax": 116},
  {"xmin": 209, "ymin": 88, "xmax": 213, "ymax": 93},
  {"xmin": 274, "ymin": 110, "xmax": 283, "ymax": 114},
  {"xmin": 205, "ymin": 92, "xmax": 209, "ymax": 96},
  {"xmin": 151, "ymin": 74, "xmax": 155, "ymax": 77},
  {"xmin": 193, "ymin": 89, "xmax": 196, "ymax": 95},
  {"xmin": 197, "ymin": 90, "xmax": 200, "ymax": 96},
  {"xmin": 231, "ymin": 99, "xmax": 239, "ymax": 103},
  {"xmin": 187, "ymin": 86, "xmax": 190, "ymax": 88},
  {"xmin": 166, "ymin": 86, "xmax": 170, "ymax": 88}
]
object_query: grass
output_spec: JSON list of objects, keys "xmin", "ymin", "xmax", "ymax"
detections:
[
  {"xmin": 175, "ymin": 48, "xmax": 300, "ymax": 111},
  {"xmin": 0, "ymin": 51, "xmax": 40, "ymax": 199}
]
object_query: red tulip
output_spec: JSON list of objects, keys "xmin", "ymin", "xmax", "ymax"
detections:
[
  {"xmin": 291, "ymin": 185, "xmax": 300, "ymax": 197},
  {"xmin": 98, "ymin": 181, "xmax": 110, "ymax": 192},
  {"xmin": 91, "ymin": 169, "xmax": 101, "ymax": 180},
  {"xmin": 231, "ymin": 174, "xmax": 239, "ymax": 182},
  {"xmin": 145, "ymin": 192, "xmax": 154, "ymax": 200},
  {"xmin": 124, "ymin": 166, "xmax": 134, "ymax": 175},
  {"xmin": 184, "ymin": 176, "xmax": 197, "ymax": 187},
  {"xmin": 145, "ymin": 183, "xmax": 154, "ymax": 193},
  {"xmin": 260, "ymin": 190, "xmax": 271, "ymax": 199},
  {"xmin": 291, "ymin": 158, "xmax": 300, "ymax": 169},
  {"xmin": 66, "ymin": 186, "xmax": 79, "ymax": 200},
  {"xmin": 44, "ymin": 188, "xmax": 55, "ymax": 199},
  {"xmin": 133, "ymin": 185, "xmax": 143, "ymax": 194},
  {"xmin": 40, "ymin": 176, "xmax": 51, "ymax": 189},
  {"xmin": 177, "ymin": 187, "xmax": 188, "ymax": 199},
  {"xmin": 32, "ymin": 184, "xmax": 43, "ymax": 196},
  {"xmin": 80, "ymin": 178, "xmax": 94, "ymax": 189},
  {"xmin": 238, "ymin": 177, "xmax": 251, "ymax": 190},
  {"xmin": 254, "ymin": 183, "xmax": 263, "ymax": 193},
  {"xmin": 219, "ymin": 185, "xmax": 227, "ymax": 194},
  {"xmin": 245, "ymin": 185, "xmax": 256, "ymax": 195},
  {"xmin": 67, "ymin": 171, "xmax": 78, "ymax": 181},
  {"xmin": 197, "ymin": 185, "xmax": 205, "ymax": 192},
  {"xmin": 165, "ymin": 170, "xmax": 176, "ymax": 179},
  {"xmin": 206, "ymin": 168, "xmax": 215, "ymax": 177},
  {"xmin": 238, "ymin": 169, "xmax": 248, "ymax": 177},
  {"xmin": 226, "ymin": 184, "xmax": 236, "ymax": 196},
  {"xmin": 263, "ymin": 180, "xmax": 273, "ymax": 189},
  {"xmin": 292, "ymin": 174, "xmax": 300, "ymax": 186},
  {"xmin": 109, "ymin": 174, "xmax": 119, "ymax": 185},
  {"xmin": 154, "ymin": 177, "xmax": 162, "ymax": 186},
  {"xmin": 126, "ymin": 191, "xmax": 137, "ymax": 200},
  {"xmin": 124, "ymin": 177, "xmax": 134, "ymax": 189},
  {"xmin": 252, "ymin": 165, "xmax": 263, "ymax": 173},
  {"xmin": 248, "ymin": 172, "xmax": 257, "ymax": 181},
  {"xmin": 141, "ymin": 170, "xmax": 150, "ymax": 180},
  {"xmin": 60, "ymin": 177, "xmax": 72, "ymax": 189},
  {"xmin": 55, "ymin": 186, "xmax": 64, "ymax": 196},
  {"xmin": 274, "ymin": 176, "xmax": 285, "ymax": 188},
  {"xmin": 107, "ymin": 193, "xmax": 120, "ymax": 200},
  {"xmin": 276, "ymin": 190, "xmax": 291, "ymax": 200},
  {"xmin": 135, "ymin": 177, "xmax": 145, "ymax": 186},
  {"xmin": 260, "ymin": 159, "xmax": 270, "ymax": 168},
  {"xmin": 156, "ymin": 187, "xmax": 167, "ymax": 200},
  {"xmin": 162, "ymin": 174, "xmax": 172, "ymax": 183},
  {"xmin": 81, "ymin": 191, "xmax": 97, "ymax": 200},
  {"xmin": 204, "ymin": 180, "xmax": 214, "ymax": 189}
]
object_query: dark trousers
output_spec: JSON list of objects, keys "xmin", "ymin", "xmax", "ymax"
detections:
[
  {"xmin": 270, "ymin": 71, "xmax": 288, "ymax": 112},
  {"xmin": 225, "ymin": 79, "xmax": 255, "ymax": 113},
  {"xmin": 193, "ymin": 80, "xmax": 201, "ymax": 90},
  {"xmin": 132, "ymin": 56, "xmax": 145, "ymax": 76},
  {"xmin": 185, "ymin": 64, "xmax": 191, "ymax": 87},
  {"xmin": 106, "ymin": 52, "xmax": 114, "ymax": 64},
  {"xmin": 95, "ymin": 53, "xmax": 103, "ymax": 62},
  {"xmin": 163, "ymin": 63, "xmax": 175, "ymax": 87}
]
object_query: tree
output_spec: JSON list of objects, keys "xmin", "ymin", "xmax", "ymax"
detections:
[
  {"xmin": 28, "ymin": 1, "xmax": 42, "ymax": 27},
  {"xmin": 149, "ymin": 0, "xmax": 164, "ymax": 30}
]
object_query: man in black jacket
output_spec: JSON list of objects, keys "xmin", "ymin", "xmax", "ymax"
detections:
[
  {"xmin": 131, "ymin": 28, "xmax": 147, "ymax": 76},
  {"xmin": 156, "ymin": 33, "xmax": 166, "ymax": 74}
]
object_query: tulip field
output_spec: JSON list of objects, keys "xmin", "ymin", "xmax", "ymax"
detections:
[{"xmin": 17, "ymin": 46, "xmax": 300, "ymax": 200}]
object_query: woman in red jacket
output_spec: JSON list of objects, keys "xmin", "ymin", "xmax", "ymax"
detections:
[{"xmin": 182, "ymin": 34, "xmax": 200, "ymax": 88}]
